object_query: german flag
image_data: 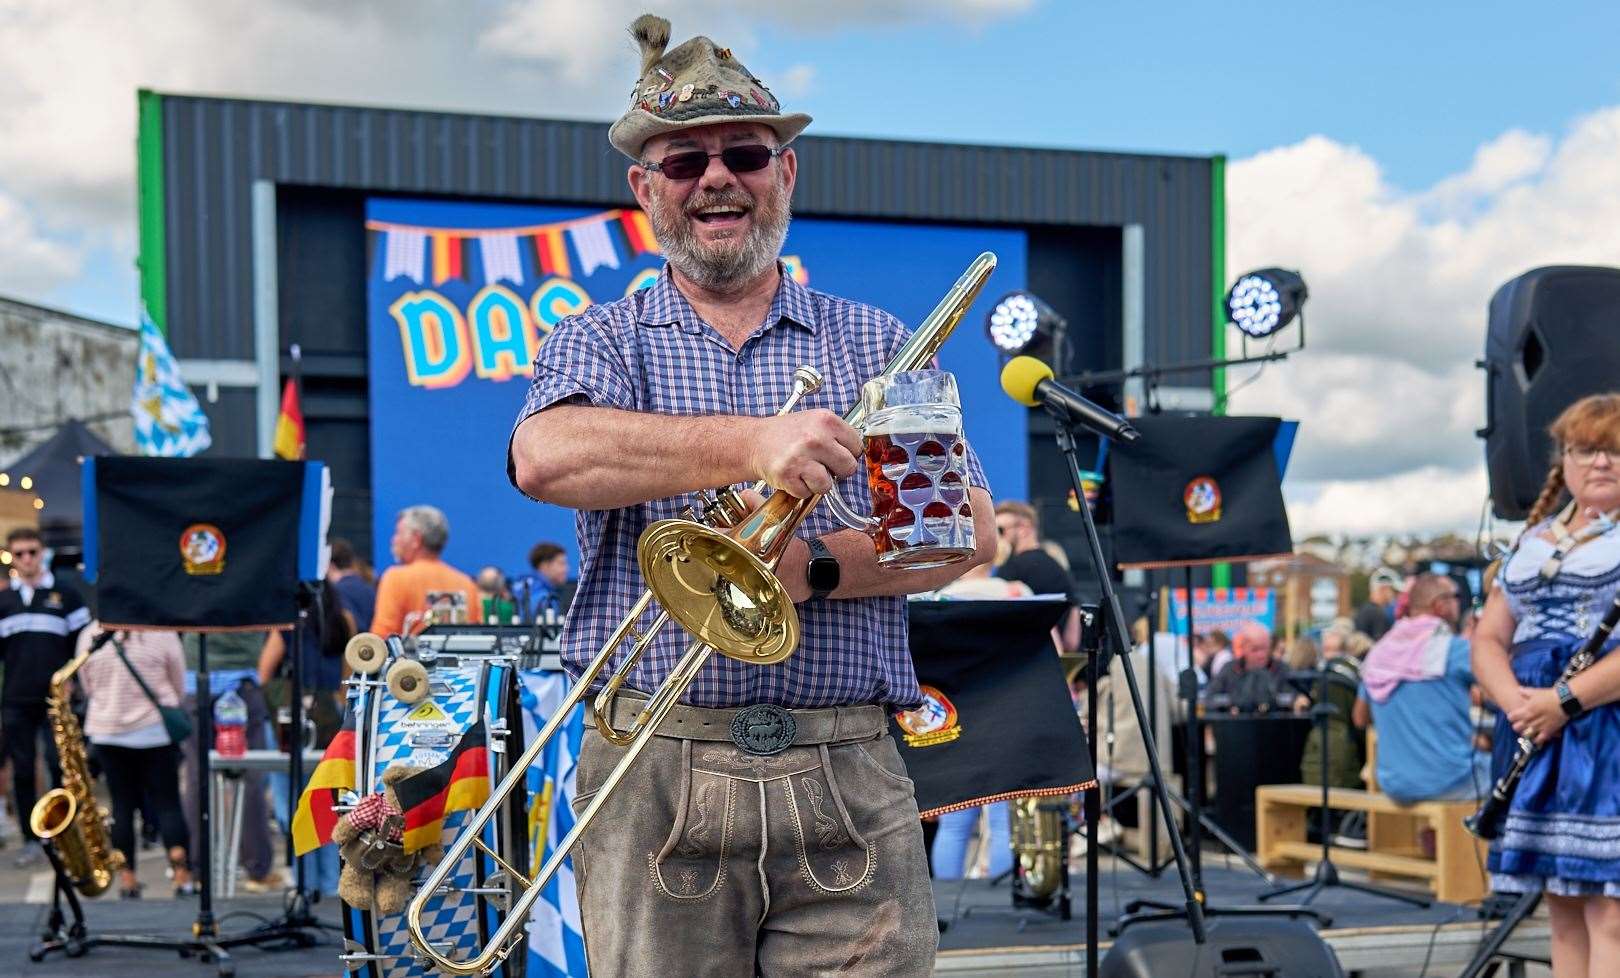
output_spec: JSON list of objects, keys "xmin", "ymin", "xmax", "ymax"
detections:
[
  {"xmin": 291, "ymin": 706, "xmax": 357, "ymax": 855},
  {"xmin": 395, "ymin": 719, "xmax": 491, "ymax": 852}
]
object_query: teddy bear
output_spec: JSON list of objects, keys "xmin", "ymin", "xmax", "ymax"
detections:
[{"xmin": 333, "ymin": 764, "xmax": 444, "ymax": 916}]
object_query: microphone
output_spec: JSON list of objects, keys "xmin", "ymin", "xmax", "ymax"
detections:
[{"xmin": 1000, "ymin": 356, "xmax": 1140, "ymax": 442}]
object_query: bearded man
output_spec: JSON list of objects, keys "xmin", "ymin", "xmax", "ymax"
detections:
[{"xmin": 506, "ymin": 15, "xmax": 996, "ymax": 976}]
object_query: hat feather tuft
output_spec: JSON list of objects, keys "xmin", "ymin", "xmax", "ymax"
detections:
[{"xmin": 629, "ymin": 14, "xmax": 672, "ymax": 77}]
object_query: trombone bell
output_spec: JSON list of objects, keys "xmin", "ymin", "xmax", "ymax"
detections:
[{"xmin": 638, "ymin": 519, "xmax": 799, "ymax": 665}]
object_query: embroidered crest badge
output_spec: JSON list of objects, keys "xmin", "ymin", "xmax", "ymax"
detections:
[
  {"xmin": 179, "ymin": 523, "xmax": 226, "ymax": 576},
  {"xmin": 1184, "ymin": 476, "xmax": 1222, "ymax": 524},
  {"xmin": 895, "ymin": 685, "xmax": 962, "ymax": 748}
]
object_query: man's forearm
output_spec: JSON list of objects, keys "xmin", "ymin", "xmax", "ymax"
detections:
[
  {"xmin": 775, "ymin": 488, "xmax": 997, "ymax": 600},
  {"xmin": 514, "ymin": 406, "xmax": 759, "ymax": 510}
]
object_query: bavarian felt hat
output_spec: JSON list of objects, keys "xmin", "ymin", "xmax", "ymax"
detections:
[{"xmin": 608, "ymin": 14, "xmax": 812, "ymax": 160}]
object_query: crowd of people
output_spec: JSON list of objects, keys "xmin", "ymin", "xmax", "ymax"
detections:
[{"xmin": 0, "ymin": 506, "xmax": 576, "ymax": 899}]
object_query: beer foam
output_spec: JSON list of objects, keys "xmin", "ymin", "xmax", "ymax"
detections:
[{"xmin": 864, "ymin": 405, "xmax": 958, "ymax": 437}]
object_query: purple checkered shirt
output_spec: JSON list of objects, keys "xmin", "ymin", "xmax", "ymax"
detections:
[{"xmin": 508, "ymin": 265, "xmax": 988, "ymax": 710}]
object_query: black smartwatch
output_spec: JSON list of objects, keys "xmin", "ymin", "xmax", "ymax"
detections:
[
  {"xmin": 807, "ymin": 537, "xmax": 840, "ymax": 600},
  {"xmin": 1556, "ymin": 680, "xmax": 1585, "ymax": 719}
]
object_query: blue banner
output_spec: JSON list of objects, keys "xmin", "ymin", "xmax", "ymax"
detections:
[
  {"xmin": 365, "ymin": 197, "xmax": 1026, "ymax": 579},
  {"xmin": 1165, "ymin": 587, "xmax": 1277, "ymax": 638}
]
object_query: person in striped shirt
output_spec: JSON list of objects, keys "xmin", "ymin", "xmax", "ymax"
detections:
[{"xmin": 1, "ymin": 527, "xmax": 89, "ymax": 863}]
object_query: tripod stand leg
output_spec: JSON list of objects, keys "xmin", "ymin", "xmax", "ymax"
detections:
[{"xmin": 1458, "ymin": 891, "xmax": 1542, "ymax": 978}]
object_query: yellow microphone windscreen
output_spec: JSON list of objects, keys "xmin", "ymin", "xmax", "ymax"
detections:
[{"xmin": 1000, "ymin": 356, "xmax": 1054, "ymax": 407}]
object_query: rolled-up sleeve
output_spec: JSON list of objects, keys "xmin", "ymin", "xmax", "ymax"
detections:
[{"xmin": 507, "ymin": 310, "xmax": 637, "ymax": 492}]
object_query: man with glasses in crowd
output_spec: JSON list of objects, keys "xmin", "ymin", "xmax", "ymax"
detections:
[
  {"xmin": 506, "ymin": 16, "xmax": 995, "ymax": 976},
  {"xmin": 1352, "ymin": 573, "xmax": 1491, "ymax": 804},
  {"xmin": 0, "ymin": 528, "xmax": 88, "ymax": 864}
]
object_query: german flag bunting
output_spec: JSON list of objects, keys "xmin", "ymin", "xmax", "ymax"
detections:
[
  {"xmin": 533, "ymin": 228, "xmax": 571, "ymax": 278},
  {"xmin": 618, "ymin": 209, "xmax": 660, "ymax": 255},
  {"xmin": 291, "ymin": 705, "xmax": 358, "ymax": 856},
  {"xmin": 395, "ymin": 718, "xmax": 491, "ymax": 852}
]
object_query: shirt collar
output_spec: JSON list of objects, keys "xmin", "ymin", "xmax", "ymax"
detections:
[
  {"xmin": 11, "ymin": 570, "xmax": 53, "ymax": 592},
  {"xmin": 636, "ymin": 263, "xmax": 819, "ymax": 336}
]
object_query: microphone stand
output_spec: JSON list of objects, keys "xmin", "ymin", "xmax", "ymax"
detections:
[{"xmin": 1044, "ymin": 407, "xmax": 1207, "ymax": 943}]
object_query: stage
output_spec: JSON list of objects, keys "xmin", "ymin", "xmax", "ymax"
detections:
[
  {"xmin": 0, "ymin": 895, "xmax": 340, "ymax": 978},
  {"xmin": 933, "ymin": 864, "xmax": 1550, "ymax": 977},
  {"xmin": 0, "ymin": 866, "xmax": 1547, "ymax": 976}
]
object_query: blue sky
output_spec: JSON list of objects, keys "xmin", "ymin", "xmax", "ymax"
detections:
[
  {"xmin": 761, "ymin": 1, "xmax": 1620, "ymax": 190},
  {"xmin": 29, "ymin": 1, "xmax": 1620, "ymax": 326}
]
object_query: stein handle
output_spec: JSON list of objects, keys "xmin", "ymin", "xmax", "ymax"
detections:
[{"xmin": 822, "ymin": 487, "xmax": 880, "ymax": 534}]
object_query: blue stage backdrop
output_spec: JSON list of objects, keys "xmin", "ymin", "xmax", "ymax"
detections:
[{"xmin": 366, "ymin": 197, "xmax": 1027, "ymax": 580}]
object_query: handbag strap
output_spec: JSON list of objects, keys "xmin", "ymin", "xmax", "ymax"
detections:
[{"xmin": 111, "ymin": 637, "xmax": 169, "ymax": 713}]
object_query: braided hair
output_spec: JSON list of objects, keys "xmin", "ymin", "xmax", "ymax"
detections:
[{"xmin": 1522, "ymin": 462, "xmax": 1568, "ymax": 531}]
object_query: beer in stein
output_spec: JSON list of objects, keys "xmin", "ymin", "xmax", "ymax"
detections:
[{"xmin": 823, "ymin": 369, "xmax": 976, "ymax": 569}]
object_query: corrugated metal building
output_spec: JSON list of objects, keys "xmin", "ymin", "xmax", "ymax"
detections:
[{"xmin": 139, "ymin": 91, "xmax": 1226, "ymax": 559}]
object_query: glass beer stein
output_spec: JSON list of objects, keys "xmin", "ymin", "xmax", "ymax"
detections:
[{"xmin": 823, "ymin": 369, "xmax": 976, "ymax": 569}]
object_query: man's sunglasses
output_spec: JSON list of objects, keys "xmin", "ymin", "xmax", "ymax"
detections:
[
  {"xmin": 9, "ymin": 547, "xmax": 40, "ymax": 557},
  {"xmin": 641, "ymin": 144, "xmax": 781, "ymax": 181}
]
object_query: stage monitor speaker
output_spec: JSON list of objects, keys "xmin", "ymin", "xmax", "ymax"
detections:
[
  {"xmin": 1101, "ymin": 918, "xmax": 1345, "ymax": 978},
  {"xmin": 1482, "ymin": 265, "xmax": 1620, "ymax": 520}
]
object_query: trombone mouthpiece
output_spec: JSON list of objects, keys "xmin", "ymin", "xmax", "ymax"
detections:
[{"xmin": 793, "ymin": 365, "xmax": 824, "ymax": 396}]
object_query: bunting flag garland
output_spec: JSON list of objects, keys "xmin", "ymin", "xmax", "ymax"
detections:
[
  {"xmin": 480, "ymin": 233, "xmax": 525, "ymax": 285},
  {"xmin": 431, "ymin": 233, "xmax": 476, "ymax": 285},
  {"xmin": 367, "ymin": 208, "xmax": 660, "ymax": 286},
  {"xmin": 533, "ymin": 228, "xmax": 571, "ymax": 278},
  {"xmin": 619, "ymin": 209, "xmax": 659, "ymax": 255},
  {"xmin": 383, "ymin": 230, "xmax": 427, "ymax": 281},
  {"xmin": 394, "ymin": 717, "xmax": 492, "ymax": 852},
  {"xmin": 568, "ymin": 219, "xmax": 620, "ymax": 277},
  {"xmin": 292, "ymin": 705, "xmax": 358, "ymax": 856}
]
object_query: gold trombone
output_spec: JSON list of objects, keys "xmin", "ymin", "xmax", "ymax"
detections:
[{"xmin": 405, "ymin": 252, "xmax": 996, "ymax": 975}]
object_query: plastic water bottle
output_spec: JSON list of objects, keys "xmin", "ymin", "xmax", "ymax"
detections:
[{"xmin": 215, "ymin": 688, "xmax": 248, "ymax": 757}]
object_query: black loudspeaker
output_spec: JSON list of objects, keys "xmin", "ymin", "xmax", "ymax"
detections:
[
  {"xmin": 1482, "ymin": 265, "xmax": 1620, "ymax": 519},
  {"xmin": 1101, "ymin": 919, "xmax": 1345, "ymax": 978}
]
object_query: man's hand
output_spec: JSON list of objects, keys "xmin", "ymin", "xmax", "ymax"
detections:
[{"xmin": 747, "ymin": 410, "xmax": 862, "ymax": 498}]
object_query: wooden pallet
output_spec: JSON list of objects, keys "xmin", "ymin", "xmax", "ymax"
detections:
[{"xmin": 1255, "ymin": 783, "xmax": 1489, "ymax": 904}]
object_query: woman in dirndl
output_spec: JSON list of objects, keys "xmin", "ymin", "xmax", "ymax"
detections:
[{"xmin": 1474, "ymin": 394, "xmax": 1620, "ymax": 978}]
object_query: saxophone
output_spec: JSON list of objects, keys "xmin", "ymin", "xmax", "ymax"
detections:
[{"xmin": 30, "ymin": 641, "xmax": 126, "ymax": 896}]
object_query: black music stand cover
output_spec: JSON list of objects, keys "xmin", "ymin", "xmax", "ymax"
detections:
[
  {"xmin": 1109, "ymin": 415, "xmax": 1293, "ymax": 570},
  {"xmin": 86, "ymin": 457, "xmax": 315, "ymax": 629},
  {"xmin": 899, "ymin": 599, "xmax": 1095, "ymax": 817}
]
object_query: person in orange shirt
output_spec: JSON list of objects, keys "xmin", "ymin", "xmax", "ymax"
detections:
[{"xmin": 369, "ymin": 505, "xmax": 483, "ymax": 637}]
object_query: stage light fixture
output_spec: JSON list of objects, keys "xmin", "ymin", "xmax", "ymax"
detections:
[
  {"xmin": 1226, "ymin": 267, "xmax": 1308, "ymax": 338},
  {"xmin": 985, "ymin": 291, "xmax": 1068, "ymax": 359}
]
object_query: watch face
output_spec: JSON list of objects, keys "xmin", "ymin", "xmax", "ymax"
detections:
[{"xmin": 809, "ymin": 558, "xmax": 838, "ymax": 591}]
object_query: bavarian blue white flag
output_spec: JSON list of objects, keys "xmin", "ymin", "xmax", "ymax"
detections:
[
  {"xmin": 519, "ymin": 671, "xmax": 589, "ymax": 977},
  {"xmin": 131, "ymin": 310, "xmax": 211, "ymax": 457}
]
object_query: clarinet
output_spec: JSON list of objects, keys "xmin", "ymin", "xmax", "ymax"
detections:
[{"xmin": 1466, "ymin": 591, "xmax": 1620, "ymax": 840}]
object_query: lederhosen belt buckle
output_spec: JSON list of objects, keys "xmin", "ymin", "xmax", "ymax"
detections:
[{"xmin": 729, "ymin": 704, "xmax": 797, "ymax": 755}]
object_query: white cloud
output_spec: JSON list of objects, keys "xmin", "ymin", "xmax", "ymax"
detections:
[
  {"xmin": 1284, "ymin": 465, "xmax": 1492, "ymax": 539},
  {"xmin": 1228, "ymin": 107, "xmax": 1620, "ymax": 538},
  {"xmin": 778, "ymin": 64, "xmax": 817, "ymax": 98},
  {"xmin": 0, "ymin": 0, "xmax": 1024, "ymax": 311},
  {"xmin": 0, "ymin": 192, "xmax": 82, "ymax": 297}
]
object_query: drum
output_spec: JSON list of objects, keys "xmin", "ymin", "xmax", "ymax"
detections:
[{"xmin": 340, "ymin": 654, "xmax": 518, "ymax": 978}]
